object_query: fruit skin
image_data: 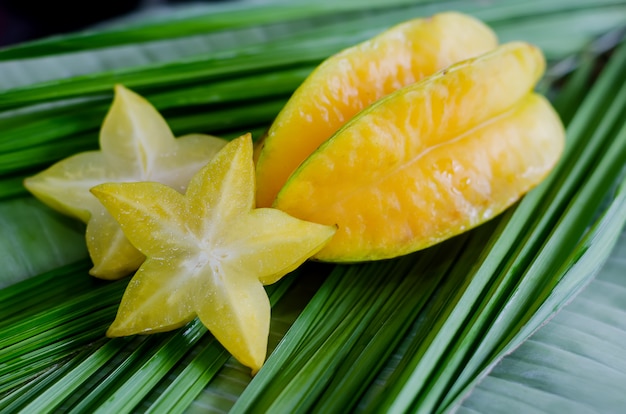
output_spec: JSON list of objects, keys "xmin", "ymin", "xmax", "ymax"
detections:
[
  {"xmin": 92, "ymin": 135, "xmax": 336, "ymax": 373},
  {"xmin": 255, "ymin": 11, "xmax": 498, "ymax": 207},
  {"xmin": 274, "ymin": 42, "xmax": 565, "ymax": 262}
]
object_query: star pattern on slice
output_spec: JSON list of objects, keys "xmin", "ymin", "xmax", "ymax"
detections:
[
  {"xmin": 91, "ymin": 134, "xmax": 336, "ymax": 373},
  {"xmin": 24, "ymin": 85, "xmax": 227, "ymax": 279}
]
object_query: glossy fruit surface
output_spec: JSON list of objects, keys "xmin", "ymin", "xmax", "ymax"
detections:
[
  {"xmin": 92, "ymin": 135, "xmax": 335, "ymax": 373},
  {"xmin": 255, "ymin": 11, "xmax": 498, "ymax": 207},
  {"xmin": 274, "ymin": 42, "xmax": 565, "ymax": 262},
  {"xmin": 24, "ymin": 85, "xmax": 227, "ymax": 279}
]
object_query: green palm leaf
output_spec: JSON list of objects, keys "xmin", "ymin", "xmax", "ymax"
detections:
[
  {"xmin": 0, "ymin": 200, "xmax": 86, "ymax": 287},
  {"xmin": 0, "ymin": 0, "xmax": 625, "ymax": 412},
  {"xmin": 460, "ymin": 218, "xmax": 626, "ymax": 413}
]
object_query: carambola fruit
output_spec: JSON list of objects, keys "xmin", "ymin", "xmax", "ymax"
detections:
[{"xmin": 274, "ymin": 42, "xmax": 565, "ymax": 262}]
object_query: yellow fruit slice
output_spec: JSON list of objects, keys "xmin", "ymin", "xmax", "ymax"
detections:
[
  {"xmin": 255, "ymin": 11, "xmax": 498, "ymax": 207},
  {"xmin": 24, "ymin": 85, "xmax": 227, "ymax": 279},
  {"xmin": 91, "ymin": 135, "xmax": 335, "ymax": 373},
  {"xmin": 274, "ymin": 42, "xmax": 565, "ymax": 262}
]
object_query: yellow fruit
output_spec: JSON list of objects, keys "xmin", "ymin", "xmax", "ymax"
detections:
[
  {"xmin": 92, "ymin": 135, "xmax": 335, "ymax": 373},
  {"xmin": 24, "ymin": 85, "xmax": 227, "ymax": 279},
  {"xmin": 274, "ymin": 42, "xmax": 565, "ymax": 262},
  {"xmin": 255, "ymin": 12, "xmax": 498, "ymax": 207}
]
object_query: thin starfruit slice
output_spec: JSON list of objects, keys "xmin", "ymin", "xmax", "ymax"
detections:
[
  {"xmin": 255, "ymin": 11, "xmax": 498, "ymax": 207},
  {"xmin": 92, "ymin": 134, "xmax": 336, "ymax": 373},
  {"xmin": 274, "ymin": 42, "xmax": 565, "ymax": 262},
  {"xmin": 24, "ymin": 85, "xmax": 227, "ymax": 279}
]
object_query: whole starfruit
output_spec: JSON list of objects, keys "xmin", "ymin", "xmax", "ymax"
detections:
[
  {"xmin": 255, "ymin": 11, "xmax": 498, "ymax": 207},
  {"xmin": 274, "ymin": 42, "xmax": 565, "ymax": 262}
]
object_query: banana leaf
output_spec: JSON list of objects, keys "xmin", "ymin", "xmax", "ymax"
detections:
[{"xmin": 0, "ymin": 0, "xmax": 625, "ymax": 412}]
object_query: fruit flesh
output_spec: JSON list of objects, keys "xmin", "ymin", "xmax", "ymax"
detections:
[
  {"xmin": 274, "ymin": 42, "xmax": 565, "ymax": 262},
  {"xmin": 23, "ymin": 85, "xmax": 227, "ymax": 279},
  {"xmin": 92, "ymin": 135, "xmax": 335, "ymax": 373},
  {"xmin": 255, "ymin": 12, "xmax": 498, "ymax": 207}
]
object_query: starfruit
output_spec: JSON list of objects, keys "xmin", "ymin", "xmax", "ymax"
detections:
[
  {"xmin": 255, "ymin": 11, "xmax": 498, "ymax": 207},
  {"xmin": 92, "ymin": 135, "xmax": 336, "ymax": 373},
  {"xmin": 274, "ymin": 42, "xmax": 565, "ymax": 262},
  {"xmin": 24, "ymin": 85, "xmax": 227, "ymax": 279}
]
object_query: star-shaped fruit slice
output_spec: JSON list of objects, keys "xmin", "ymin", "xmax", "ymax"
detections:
[
  {"xmin": 24, "ymin": 85, "xmax": 227, "ymax": 279},
  {"xmin": 91, "ymin": 134, "xmax": 336, "ymax": 373}
]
